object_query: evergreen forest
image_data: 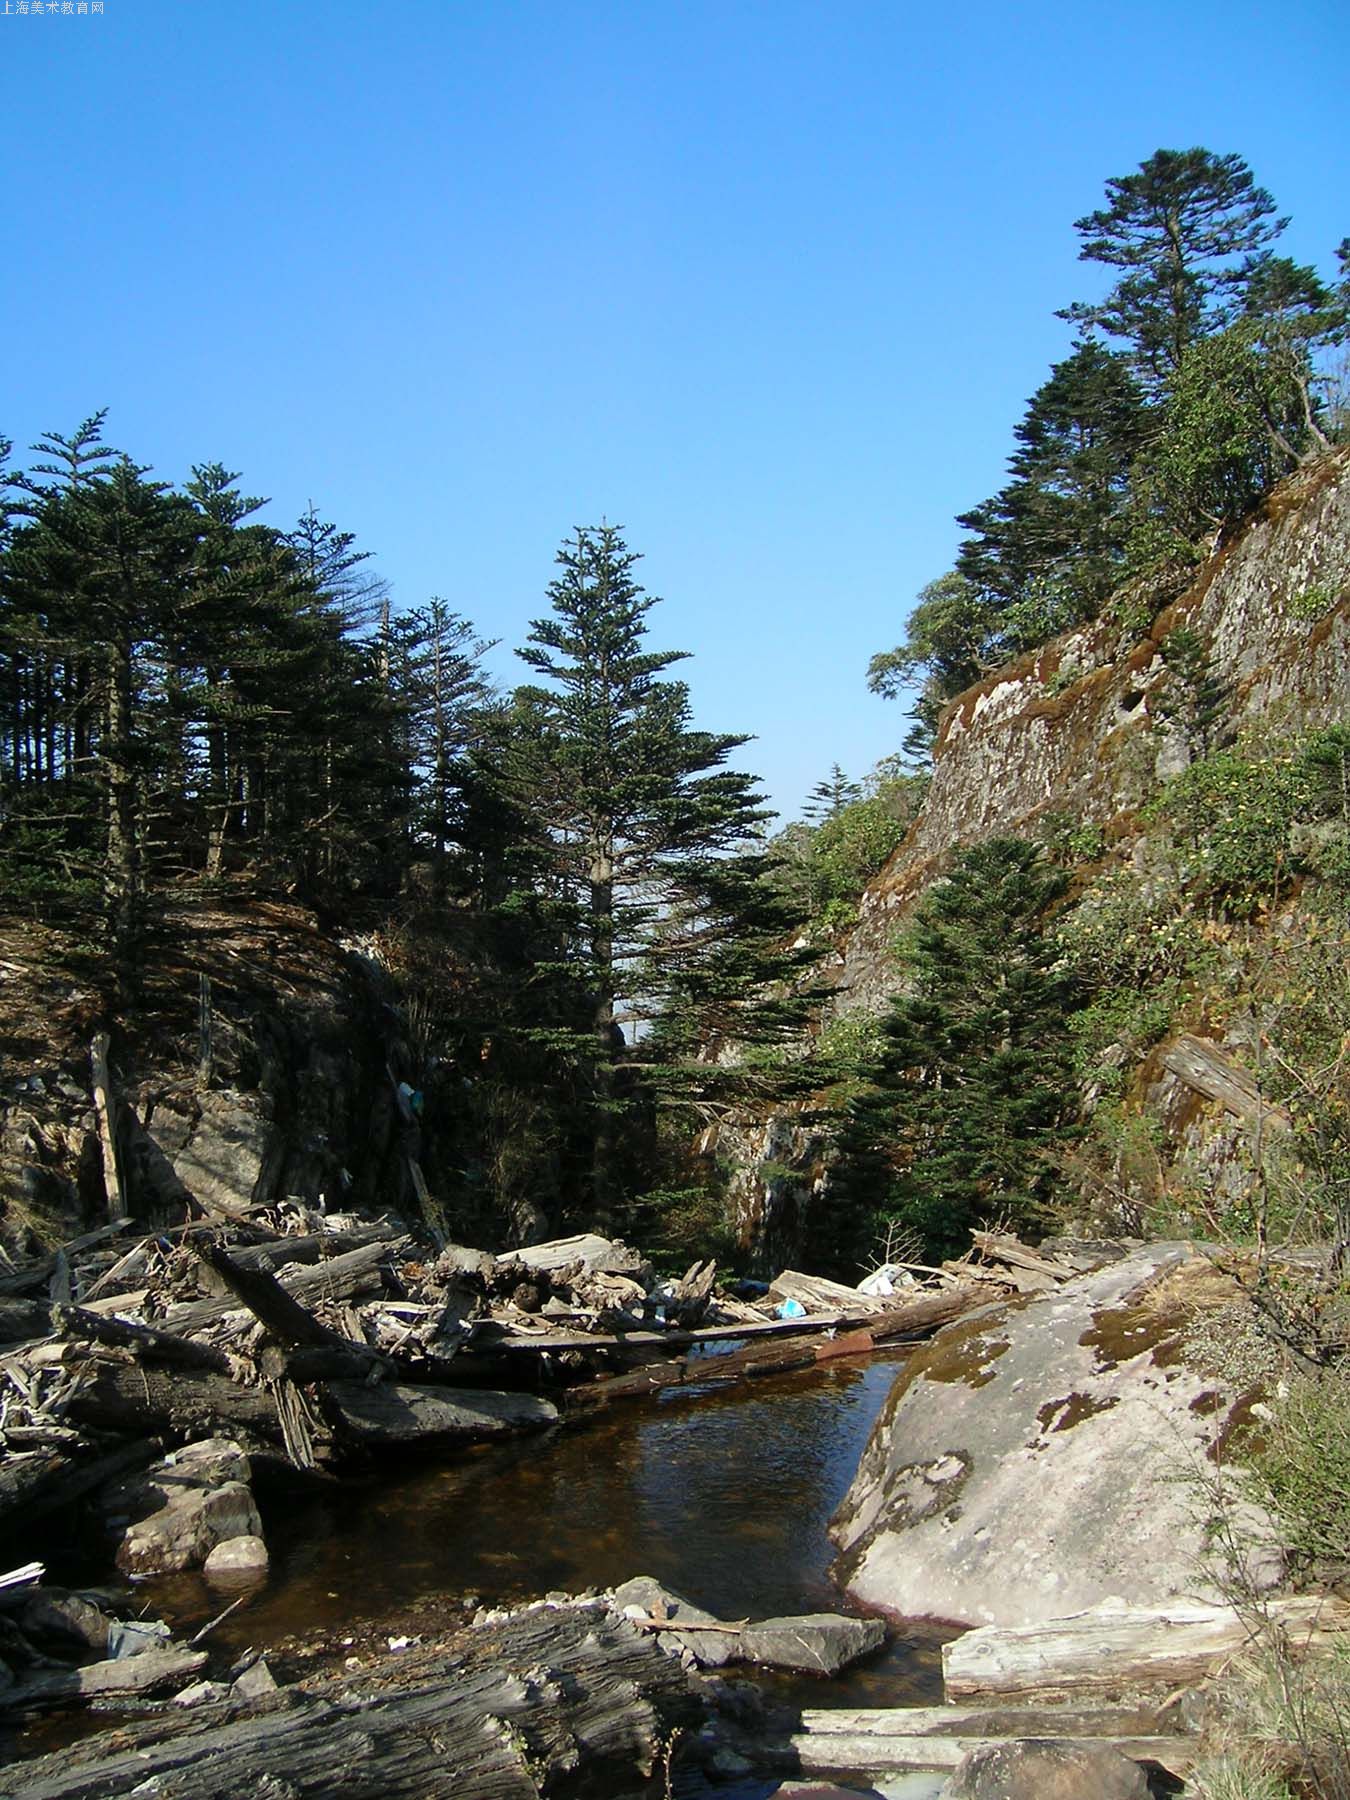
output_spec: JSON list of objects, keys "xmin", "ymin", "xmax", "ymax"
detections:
[{"xmin": 2, "ymin": 145, "xmax": 1348, "ymax": 1273}]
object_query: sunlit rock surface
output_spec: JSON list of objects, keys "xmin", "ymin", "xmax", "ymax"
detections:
[{"xmin": 830, "ymin": 1244, "xmax": 1279, "ymax": 1627}]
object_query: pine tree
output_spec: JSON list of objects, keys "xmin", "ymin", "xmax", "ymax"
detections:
[
  {"xmin": 955, "ymin": 340, "xmax": 1150, "ymax": 635},
  {"xmin": 836, "ymin": 839, "xmax": 1076, "ymax": 1260},
  {"xmin": 1062, "ymin": 147, "xmax": 1286, "ymax": 391},
  {"xmin": 1156, "ymin": 625, "xmax": 1231, "ymax": 759},
  {"xmin": 507, "ymin": 523, "xmax": 811, "ymax": 1220},
  {"xmin": 803, "ymin": 764, "xmax": 862, "ymax": 823}
]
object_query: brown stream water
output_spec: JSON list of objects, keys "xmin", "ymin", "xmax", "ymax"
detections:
[
  {"xmin": 162, "ymin": 1347, "xmax": 944, "ymax": 1699},
  {"xmin": 18, "ymin": 1347, "xmax": 949, "ymax": 1773}
]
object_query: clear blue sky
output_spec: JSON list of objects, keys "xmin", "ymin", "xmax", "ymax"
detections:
[{"xmin": 2, "ymin": 0, "xmax": 1345, "ymax": 819}]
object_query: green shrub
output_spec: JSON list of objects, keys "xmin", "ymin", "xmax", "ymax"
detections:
[
  {"xmin": 1057, "ymin": 867, "xmax": 1204, "ymax": 989},
  {"xmin": 1251, "ymin": 1365, "xmax": 1350, "ymax": 1579}
]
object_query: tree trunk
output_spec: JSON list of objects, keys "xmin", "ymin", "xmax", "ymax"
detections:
[{"xmin": 7, "ymin": 1602, "xmax": 698, "ymax": 1800}]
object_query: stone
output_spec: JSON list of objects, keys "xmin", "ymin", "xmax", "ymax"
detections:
[
  {"xmin": 202, "ymin": 1526, "xmax": 271, "ymax": 1584},
  {"xmin": 740, "ymin": 1612, "xmax": 886, "ymax": 1676},
  {"xmin": 832, "ymin": 1244, "xmax": 1280, "ymax": 1627},
  {"xmin": 114, "ymin": 1480, "xmax": 262, "ymax": 1576},
  {"xmin": 939, "ymin": 1739, "xmax": 1150, "ymax": 1800},
  {"xmin": 231, "ymin": 1657, "xmax": 279, "ymax": 1700},
  {"xmin": 146, "ymin": 1090, "xmax": 273, "ymax": 1217},
  {"xmin": 203, "ymin": 1535, "xmax": 270, "ymax": 1582},
  {"xmin": 611, "ymin": 1575, "xmax": 742, "ymax": 1668},
  {"xmin": 611, "ymin": 1577, "xmax": 886, "ymax": 1676},
  {"xmin": 22, "ymin": 1590, "xmax": 112, "ymax": 1652},
  {"xmin": 173, "ymin": 1679, "xmax": 232, "ymax": 1707}
]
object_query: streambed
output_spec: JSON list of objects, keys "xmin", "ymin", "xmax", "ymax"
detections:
[{"xmin": 142, "ymin": 1347, "xmax": 949, "ymax": 1705}]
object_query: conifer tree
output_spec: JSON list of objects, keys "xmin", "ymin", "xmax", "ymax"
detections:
[
  {"xmin": 507, "ymin": 523, "xmax": 812, "ymax": 1220},
  {"xmin": 803, "ymin": 764, "xmax": 862, "ymax": 823},
  {"xmin": 955, "ymin": 340, "xmax": 1150, "ymax": 634},
  {"xmin": 837, "ymin": 839, "xmax": 1076, "ymax": 1260},
  {"xmin": 1062, "ymin": 147, "xmax": 1286, "ymax": 391}
]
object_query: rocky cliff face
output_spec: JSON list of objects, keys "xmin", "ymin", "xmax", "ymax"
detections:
[
  {"xmin": 721, "ymin": 450, "xmax": 1350, "ymax": 1263},
  {"xmin": 836, "ymin": 449, "xmax": 1350, "ymax": 1019},
  {"xmin": 0, "ymin": 900, "xmax": 422, "ymax": 1254}
]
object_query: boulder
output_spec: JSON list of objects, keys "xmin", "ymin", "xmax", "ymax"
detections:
[
  {"xmin": 145, "ymin": 1090, "xmax": 273, "ymax": 1217},
  {"xmin": 939, "ymin": 1740, "xmax": 1149, "ymax": 1799},
  {"xmin": 832, "ymin": 1244, "xmax": 1279, "ymax": 1627},
  {"xmin": 115, "ymin": 1480, "xmax": 263, "ymax": 1575},
  {"xmin": 203, "ymin": 1535, "xmax": 270, "ymax": 1581},
  {"xmin": 612, "ymin": 1575, "xmax": 742, "ymax": 1668},
  {"xmin": 105, "ymin": 1440, "xmax": 263, "ymax": 1576},
  {"xmin": 611, "ymin": 1577, "xmax": 885, "ymax": 1675},
  {"xmin": 741, "ymin": 1613, "xmax": 886, "ymax": 1676}
]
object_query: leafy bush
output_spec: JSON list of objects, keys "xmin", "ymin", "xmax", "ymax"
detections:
[
  {"xmin": 1249, "ymin": 1361, "xmax": 1350, "ymax": 1580},
  {"xmin": 1057, "ymin": 867, "xmax": 1205, "ymax": 988}
]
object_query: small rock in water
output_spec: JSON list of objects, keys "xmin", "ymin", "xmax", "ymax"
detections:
[{"xmin": 203, "ymin": 1534, "xmax": 270, "ymax": 1582}]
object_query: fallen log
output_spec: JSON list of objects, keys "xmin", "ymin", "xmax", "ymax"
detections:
[
  {"xmin": 319, "ymin": 1379, "xmax": 559, "ymax": 1446},
  {"xmin": 162, "ymin": 1239, "xmax": 406, "ymax": 1334},
  {"xmin": 50, "ymin": 1305, "xmax": 239, "ymax": 1375},
  {"xmin": 7, "ymin": 1600, "xmax": 698, "ymax": 1800},
  {"xmin": 0, "ymin": 1226, "xmax": 130, "ymax": 1300},
  {"xmin": 751, "ymin": 1726, "xmax": 1194, "ymax": 1777},
  {"xmin": 189, "ymin": 1238, "xmax": 356, "ymax": 1352},
  {"xmin": 3, "ymin": 1644, "xmax": 208, "ymax": 1713},
  {"xmin": 568, "ymin": 1285, "xmax": 986, "ymax": 1410},
  {"xmin": 943, "ymin": 1598, "xmax": 1350, "ymax": 1703},
  {"xmin": 768, "ymin": 1269, "xmax": 887, "ymax": 1315},
  {"xmin": 60, "ymin": 1353, "xmax": 286, "ymax": 1446}
]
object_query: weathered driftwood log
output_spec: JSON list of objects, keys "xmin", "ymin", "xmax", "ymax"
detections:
[
  {"xmin": 752, "ymin": 1727, "xmax": 1193, "ymax": 1777},
  {"xmin": 319, "ymin": 1379, "xmax": 559, "ymax": 1446},
  {"xmin": 51, "ymin": 1304, "xmax": 239, "ymax": 1374},
  {"xmin": 89, "ymin": 1032, "xmax": 128, "ymax": 1223},
  {"xmin": 0, "ymin": 1439, "xmax": 162, "ymax": 1542},
  {"xmin": 7, "ymin": 1601, "xmax": 699, "ymax": 1800},
  {"xmin": 3, "ymin": 1644, "xmax": 208, "ymax": 1713},
  {"xmin": 568, "ymin": 1284, "xmax": 986, "ymax": 1410},
  {"xmin": 226, "ymin": 1224, "xmax": 397, "ymax": 1273},
  {"xmin": 163, "ymin": 1239, "xmax": 405, "ymax": 1334},
  {"xmin": 0, "ymin": 1226, "xmax": 128, "ymax": 1299},
  {"xmin": 60, "ymin": 1353, "xmax": 285, "ymax": 1446},
  {"xmin": 768, "ymin": 1269, "xmax": 887, "ymax": 1315},
  {"xmin": 733, "ymin": 1700, "xmax": 1197, "ymax": 1776},
  {"xmin": 943, "ymin": 1598, "xmax": 1350, "ymax": 1703},
  {"xmin": 190, "ymin": 1239, "xmax": 355, "ymax": 1351}
]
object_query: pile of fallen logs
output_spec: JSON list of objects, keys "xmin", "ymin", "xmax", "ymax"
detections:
[{"xmin": 1, "ymin": 1213, "xmax": 1094, "ymax": 1534}]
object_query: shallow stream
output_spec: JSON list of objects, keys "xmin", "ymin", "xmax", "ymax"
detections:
[{"xmin": 142, "ymin": 1346, "xmax": 949, "ymax": 1704}]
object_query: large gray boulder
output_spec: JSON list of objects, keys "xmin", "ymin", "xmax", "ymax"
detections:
[
  {"xmin": 103, "ymin": 1439, "xmax": 264, "ymax": 1576},
  {"xmin": 832, "ymin": 1244, "xmax": 1277, "ymax": 1627},
  {"xmin": 939, "ymin": 1740, "xmax": 1150, "ymax": 1800}
]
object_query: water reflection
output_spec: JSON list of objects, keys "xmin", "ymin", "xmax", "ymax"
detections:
[{"xmin": 135, "ymin": 1349, "xmax": 949, "ymax": 1702}]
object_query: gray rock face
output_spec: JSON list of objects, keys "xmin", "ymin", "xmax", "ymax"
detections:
[
  {"xmin": 939, "ymin": 1740, "xmax": 1150, "ymax": 1800},
  {"xmin": 838, "ymin": 450, "xmax": 1350, "ymax": 1023},
  {"xmin": 145, "ymin": 1090, "xmax": 273, "ymax": 1217},
  {"xmin": 832, "ymin": 1245, "xmax": 1277, "ymax": 1628},
  {"xmin": 104, "ymin": 1439, "xmax": 264, "ymax": 1576},
  {"xmin": 740, "ymin": 1612, "xmax": 886, "ymax": 1676}
]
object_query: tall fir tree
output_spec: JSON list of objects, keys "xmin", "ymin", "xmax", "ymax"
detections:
[
  {"xmin": 837, "ymin": 839, "xmax": 1077, "ymax": 1261},
  {"xmin": 507, "ymin": 523, "xmax": 814, "ymax": 1221},
  {"xmin": 955, "ymin": 340, "xmax": 1150, "ymax": 635},
  {"xmin": 1061, "ymin": 147, "xmax": 1286, "ymax": 391}
]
